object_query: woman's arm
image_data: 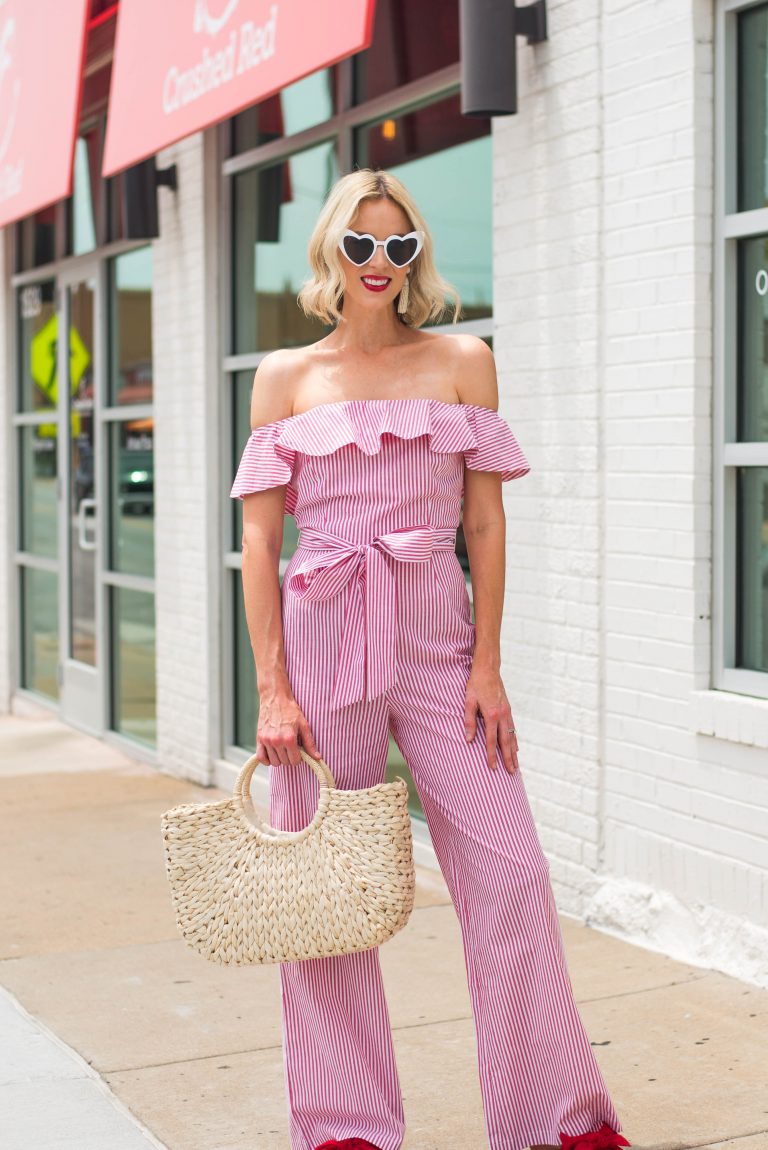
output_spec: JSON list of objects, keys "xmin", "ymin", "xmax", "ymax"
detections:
[
  {"xmin": 241, "ymin": 482, "xmax": 290, "ymax": 696},
  {"xmin": 463, "ymin": 469, "xmax": 505, "ymax": 674},
  {"xmin": 240, "ymin": 354, "xmax": 323, "ymax": 767},
  {"xmin": 455, "ymin": 336, "xmax": 520, "ymax": 775}
]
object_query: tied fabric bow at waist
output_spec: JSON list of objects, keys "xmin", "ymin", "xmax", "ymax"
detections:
[{"xmin": 285, "ymin": 524, "xmax": 457, "ymax": 710}]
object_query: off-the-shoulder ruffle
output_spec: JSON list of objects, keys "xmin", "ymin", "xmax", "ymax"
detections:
[
  {"xmin": 230, "ymin": 420, "xmax": 296, "ymax": 506},
  {"xmin": 230, "ymin": 398, "xmax": 530, "ymax": 505},
  {"xmin": 462, "ymin": 403, "xmax": 531, "ymax": 481},
  {"xmin": 274, "ymin": 397, "xmax": 479, "ymax": 458}
]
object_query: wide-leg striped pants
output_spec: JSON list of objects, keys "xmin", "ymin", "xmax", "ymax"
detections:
[{"xmin": 267, "ymin": 555, "xmax": 623, "ymax": 1150}]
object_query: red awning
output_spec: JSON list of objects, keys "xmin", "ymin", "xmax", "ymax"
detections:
[
  {"xmin": 103, "ymin": 0, "xmax": 377, "ymax": 178},
  {"xmin": 0, "ymin": 0, "xmax": 91, "ymax": 229}
]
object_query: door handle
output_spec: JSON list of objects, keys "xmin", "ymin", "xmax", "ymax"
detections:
[{"xmin": 77, "ymin": 497, "xmax": 97, "ymax": 551}]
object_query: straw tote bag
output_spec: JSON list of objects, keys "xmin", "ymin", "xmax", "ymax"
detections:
[{"xmin": 161, "ymin": 748, "xmax": 416, "ymax": 966}]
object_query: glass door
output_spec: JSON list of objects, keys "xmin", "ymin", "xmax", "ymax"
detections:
[{"xmin": 57, "ymin": 263, "xmax": 104, "ymax": 733}]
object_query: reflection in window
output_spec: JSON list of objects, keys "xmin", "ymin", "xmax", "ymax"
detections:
[
  {"xmin": 111, "ymin": 587, "xmax": 157, "ymax": 746},
  {"xmin": 109, "ymin": 246, "xmax": 154, "ymax": 406},
  {"xmin": 354, "ymin": 0, "xmax": 459, "ymax": 102},
  {"xmin": 234, "ymin": 575, "xmax": 257, "ymax": 752},
  {"xmin": 70, "ymin": 131, "xmax": 100, "ymax": 256},
  {"xmin": 19, "ymin": 426, "xmax": 58, "ymax": 558},
  {"xmin": 738, "ymin": 4, "xmax": 768, "ymax": 212},
  {"xmin": 356, "ymin": 97, "xmax": 492, "ymax": 321},
  {"xmin": 736, "ymin": 468, "xmax": 768, "ymax": 672},
  {"xmin": 17, "ymin": 280, "xmax": 58, "ymax": 414},
  {"xmin": 16, "ymin": 207, "xmax": 56, "ymax": 272},
  {"xmin": 109, "ymin": 419, "xmax": 155, "ymax": 576},
  {"xmin": 67, "ymin": 279, "xmax": 97, "ymax": 669},
  {"xmin": 21, "ymin": 567, "xmax": 59, "ymax": 700},
  {"xmin": 232, "ymin": 142, "xmax": 339, "ymax": 352},
  {"xmin": 230, "ymin": 69, "xmax": 337, "ymax": 154},
  {"xmin": 738, "ymin": 236, "xmax": 768, "ymax": 443}
]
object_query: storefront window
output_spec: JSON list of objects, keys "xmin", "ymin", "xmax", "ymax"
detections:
[
  {"xmin": 70, "ymin": 131, "xmax": 100, "ymax": 255},
  {"xmin": 107, "ymin": 248, "xmax": 154, "ymax": 573},
  {"xmin": 230, "ymin": 69, "xmax": 338, "ymax": 155},
  {"xmin": 111, "ymin": 587, "xmax": 157, "ymax": 747},
  {"xmin": 231, "ymin": 141, "xmax": 338, "ymax": 353},
  {"xmin": 19, "ymin": 427, "xmax": 58, "ymax": 558},
  {"xmin": 20, "ymin": 568, "xmax": 59, "ymax": 701},
  {"xmin": 355, "ymin": 94, "xmax": 492, "ymax": 321},
  {"xmin": 67, "ymin": 279, "xmax": 97, "ymax": 669},
  {"xmin": 354, "ymin": 0, "xmax": 459, "ymax": 103},
  {"xmin": 736, "ymin": 468, "xmax": 768, "ymax": 673},
  {"xmin": 109, "ymin": 247, "xmax": 154, "ymax": 406},
  {"xmin": 717, "ymin": 4, "xmax": 768, "ymax": 694},
  {"xmin": 17, "ymin": 280, "xmax": 57, "ymax": 414},
  {"xmin": 738, "ymin": 236, "xmax": 768, "ymax": 442},
  {"xmin": 735, "ymin": 235, "xmax": 768, "ymax": 673},
  {"xmin": 106, "ymin": 247, "xmax": 156, "ymax": 741},
  {"xmin": 16, "ymin": 210, "xmax": 57, "ymax": 273},
  {"xmin": 63, "ymin": 119, "xmax": 113, "ymax": 257},
  {"xmin": 234, "ymin": 581, "xmax": 257, "ymax": 752},
  {"xmin": 738, "ymin": 4, "xmax": 768, "ymax": 212},
  {"xmin": 16, "ymin": 278, "xmax": 60, "ymax": 700},
  {"xmin": 109, "ymin": 421, "xmax": 154, "ymax": 576}
]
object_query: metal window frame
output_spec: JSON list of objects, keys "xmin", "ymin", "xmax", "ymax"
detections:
[
  {"xmin": 713, "ymin": 0, "xmax": 768, "ymax": 696},
  {"xmin": 9, "ymin": 236, "xmax": 158, "ymax": 757},
  {"xmin": 220, "ymin": 57, "xmax": 493, "ymax": 763}
]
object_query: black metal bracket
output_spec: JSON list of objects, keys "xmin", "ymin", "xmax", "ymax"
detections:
[
  {"xmin": 515, "ymin": 0, "xmax": 547, "ymax": 45},
  {"xmin": 155, "ymin": 163, "xmax": 178, "ymax": 192}
]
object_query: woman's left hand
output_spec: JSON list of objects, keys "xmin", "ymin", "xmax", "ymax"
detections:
[{"xmin": 464, "ymin": 662, "xmax": 519, "ymax": 774}]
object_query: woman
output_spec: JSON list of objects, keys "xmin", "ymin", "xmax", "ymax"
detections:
[{"xmin": 230, "ymin": 168, "xmax": 629, "ymax": 1150}]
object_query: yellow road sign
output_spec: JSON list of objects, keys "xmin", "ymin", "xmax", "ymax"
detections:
[{"xmin": 31, "ymin": 314, "xmax": 91, "ymax": 439}]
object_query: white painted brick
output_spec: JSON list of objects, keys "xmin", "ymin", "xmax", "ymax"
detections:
[
  {"xmin": 152, "ymin": 132, "xmax": 216, "ymax": 784},
  {"xmin": 494, "ymin": 0, "xmax": 766, "ymax": 985}
]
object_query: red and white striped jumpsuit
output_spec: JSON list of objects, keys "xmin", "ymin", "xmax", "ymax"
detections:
[{"xmin": 231, "ymin": 397, "xmax": 623, "ymax": 1150}]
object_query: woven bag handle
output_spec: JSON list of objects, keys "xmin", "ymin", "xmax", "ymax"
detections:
[{"xmin": 232, "ymin": 747, "xmax": 337, "ymax": 844}]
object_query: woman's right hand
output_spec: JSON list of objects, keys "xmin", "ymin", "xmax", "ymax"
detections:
[{"xmin": 255, "ymin": 689, "xmax": 323, "ymax": 767}]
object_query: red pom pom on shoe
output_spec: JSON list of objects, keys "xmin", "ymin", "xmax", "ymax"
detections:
[
  {"xmin": 314, "ymin": 1141, "xmax": 383, "ymax": 1150},
  {"xmin": 560, "ymin": 1125, "xmax": 631, "ymax": 1150}
]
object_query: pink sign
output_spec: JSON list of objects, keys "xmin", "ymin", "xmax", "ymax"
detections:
[
  {"xmin": 0, "ymin": 0, "xmax": 90, "ymax": 229},
  {"xmin": 103, "ymin": 0, "xmax": 377, "ymax": 177}
]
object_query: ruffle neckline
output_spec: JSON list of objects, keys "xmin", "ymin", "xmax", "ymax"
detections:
[
  {"xmin": 230, "ymin": 397, "xmax": 531, "ymax": 503},
  {"xmin": 271, "ymin": 398, "xmax": 480, "ymax": 458}
]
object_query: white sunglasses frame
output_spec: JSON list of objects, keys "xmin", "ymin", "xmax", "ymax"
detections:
[{"xmin": 338, "ymin": 228, "xmax": 425, "ymax": 268}]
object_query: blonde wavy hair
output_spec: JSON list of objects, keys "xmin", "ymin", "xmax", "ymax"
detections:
[{"xmin": 297, "ymin": 168, "xmax": 462, "ymax": 328}]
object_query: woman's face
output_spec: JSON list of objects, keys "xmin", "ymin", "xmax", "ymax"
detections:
[{"xmin": 339, "ymin": 197, "xmax": 415, "ymax": 314}]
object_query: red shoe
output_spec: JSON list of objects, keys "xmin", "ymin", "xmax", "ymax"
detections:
[
  {"xmin": 560, "ymin": 1126, "xmax": 631, "ymax": 1150},
  {"xmin": 315, "ymin": 1141, "xmax": 383, "ymax": 1150}
]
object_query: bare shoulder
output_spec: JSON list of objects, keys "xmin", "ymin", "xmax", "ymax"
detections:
[
  {"xmin": 446, "ymin": 333, "xmax": 499, "ymax": 411},
  {"xmin": 249, "ymin": 348, "xmax": 303, "ymax": 429}
]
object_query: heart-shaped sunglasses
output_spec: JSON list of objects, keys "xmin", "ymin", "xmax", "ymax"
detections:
[{"xmin": 338, "ymin": 228, "xmax": 424, "ymax": 269}]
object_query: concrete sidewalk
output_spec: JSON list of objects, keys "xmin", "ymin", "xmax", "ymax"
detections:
[
  {"xmin": 1, "ymin": 709, "xmax": 766, "ymax": 1150},
  {"xmin": 0, "ymin": 982, "xmax": 166, "ymax": 1150}
]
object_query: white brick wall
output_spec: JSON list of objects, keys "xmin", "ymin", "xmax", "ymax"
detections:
[
  {"xmin": 493, "ymin": 0, "xmax": 606, "ymax": 913},
  {"xmin": 152, "ymin": 130, "xmax": 221, "ymax": 785},
  {"xmin": 494, "ymin": 0, "xmax": 768, "ymax": 987}
]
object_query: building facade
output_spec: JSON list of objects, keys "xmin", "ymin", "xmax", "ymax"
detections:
[{"xmin": 1, "ymin": 0, "xmax": 766, "ymax": 988}]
